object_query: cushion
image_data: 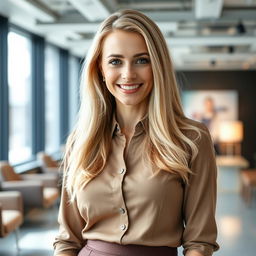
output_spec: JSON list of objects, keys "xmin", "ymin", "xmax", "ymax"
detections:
[{"xmin": 2, "ymin": 210, "xmax": 23, "ymax": 236}]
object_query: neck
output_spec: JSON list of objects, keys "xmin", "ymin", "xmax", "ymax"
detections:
[{"xmin": 116, "ymin": 102, "xmax": 147, "ymax": 134}]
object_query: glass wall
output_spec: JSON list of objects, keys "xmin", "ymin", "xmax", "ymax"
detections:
[
  {"xmin": 3, "ymin": 22, "xmax": 80, "ymax": 164},
  {"xmin": 8, "ymin": 30, "xmax": 32, "ymax": 164},
  {"xmin": 45, "ymin": 44, "xmax": 60, "ymax": 153}
]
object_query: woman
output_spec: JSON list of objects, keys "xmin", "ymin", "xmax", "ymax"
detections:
[{"xmin": 54, "ymin": 9, "xmax": 219, "ymax": 256}]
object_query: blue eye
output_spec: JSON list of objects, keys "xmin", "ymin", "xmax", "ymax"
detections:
[
  {"xmin": 136, "ymin": 58, "xmax": 150, "ymax": 64},
  {"xmin": 109, "ymin": 59, "xmax": 122, "ymax": 65}
]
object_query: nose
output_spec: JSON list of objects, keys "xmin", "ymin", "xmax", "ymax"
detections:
[{"xmin": 121, "ymin": 63, "xmax": 136, "ymax": 80}]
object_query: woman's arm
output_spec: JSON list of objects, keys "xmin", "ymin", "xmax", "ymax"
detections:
[
  {"xmin": 182, "ymin": 123, "xmax": 219, "ymax": 255},
  {"xmin": 53, "ymin": 182, "xmax": 86, "ymax": 255}
]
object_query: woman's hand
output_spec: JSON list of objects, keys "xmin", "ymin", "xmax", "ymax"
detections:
[
  {"xmin": 186, "ymin": 250, "xmax": 204, "ymax": 256},
  {"xmin": 55, "ymin": 254, "xmax": 73, "ymax": 256}
]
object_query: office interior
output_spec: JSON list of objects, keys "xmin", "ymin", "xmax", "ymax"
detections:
[{"xmin": 0, "ymin": 0, "xmax": 256, "ymax": 255}]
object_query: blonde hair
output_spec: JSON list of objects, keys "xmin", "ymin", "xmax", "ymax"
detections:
[{"xmin": 64, "ymin": 9, "xmax": 201, "ymax": 200}]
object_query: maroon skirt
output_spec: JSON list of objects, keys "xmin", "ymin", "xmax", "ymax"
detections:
[{"xmin": 78, "ymin": 239, "xmax": 177, "ymax": 256}]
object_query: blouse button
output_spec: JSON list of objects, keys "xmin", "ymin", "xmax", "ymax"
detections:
[
  {"xmin": 119, "ymin": 208, "xmax": 125, "ymax": 214},
  {"xmin": 119, "ymin": 168, "xmax": 125, "ymax": 174},
  {"xmin": 120, "ymin": 224, "xmax": 126, "ymax": 230}
]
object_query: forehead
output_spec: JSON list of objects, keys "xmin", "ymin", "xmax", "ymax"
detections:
[{"xmin": 101, "ymin": 30, "xmax": 148, "ymax": 56}]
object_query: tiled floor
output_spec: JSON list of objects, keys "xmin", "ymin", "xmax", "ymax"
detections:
[
  {"xmin": 1, "ymin": 192, "xmax": 256, "ymax": 256},
  {"xmin": 0, "ymin": 206, "xmax": 59, "ymax": 256},
  {"xmin": 215, "ymin": 193, "xmax": 256, "ymax": 256}
]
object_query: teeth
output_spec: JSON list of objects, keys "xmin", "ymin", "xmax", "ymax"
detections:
[{"xmin": 119, "ymin": 84, "xmax": 140, "ymax": 90}]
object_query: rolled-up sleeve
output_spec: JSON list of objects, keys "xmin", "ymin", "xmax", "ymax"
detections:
[
  {"xmin": 53, "ymin": 184, "xmax": 86, "ymax": 256},
  {"xmin": 182, "ymin": 124, "xmax": 219, "ymax": 256}
]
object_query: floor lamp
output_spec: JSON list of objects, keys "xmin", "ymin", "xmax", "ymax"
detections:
[{"xmin": 219, "ymin": 121, "xmax": 243, "ymax": 156}]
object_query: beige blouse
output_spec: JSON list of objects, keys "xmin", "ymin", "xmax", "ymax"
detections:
[{"xmin": 53, "ymin": 118, "xmax": 219, "ymax": 256}]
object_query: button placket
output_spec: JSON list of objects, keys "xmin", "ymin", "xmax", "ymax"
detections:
[
  {"xmin": 119, "ymin": 207, "xmax": 125, "ymax": 214},
  {"xmin": 113, "ymin": 134, "xmax": 129, "ymax": 240},
  {"xmin": 119, "ymin": 168, "xmax": 125, "ymax": 174},
  {"xmin": 120, "ymin": 224, "xmax": 126, "ymax": 231},
  {"xmin": 118, "ymin": 168, "xmax": 128, "ymax": 236}
]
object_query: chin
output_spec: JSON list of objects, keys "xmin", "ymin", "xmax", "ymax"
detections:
[{"xmin": 120, "ymin": 101, "xmax": 138, "ymax": 106}]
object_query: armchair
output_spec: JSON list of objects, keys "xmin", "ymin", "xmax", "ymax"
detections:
[
  {"xmin": 0, "ymin": 191, "xmax": 23, "ymax": 250},
  {"xmin": 0, "ymin": 161, "xmax": 59, "ymax": 210},
  {"xmin": 37, "ymin": 151, "xmax": 62, "ymax": 173},
  {"xmin": 37, "ymin": 152, "xmax": 63, "ymax": 187},
  {"xmin": 240, "ymin": 169, "xmax": 256, "ymax": 206}
]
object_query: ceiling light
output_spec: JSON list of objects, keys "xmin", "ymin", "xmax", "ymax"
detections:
[
  {"xmin": 195, "ymin": 0, "xmax": 224, "ymax": 19},
  {"xmin": 68, "ymin": 0, "xmax": 110, "ymax": 22},
  {"xmin": 8, "ymin": 0, "xmax": 57, "ymax": 22}
]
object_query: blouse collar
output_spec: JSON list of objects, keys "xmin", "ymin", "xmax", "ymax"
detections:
[{"xmin": 111, "ymin": 113, "xmax": 148, "ymax": 137}]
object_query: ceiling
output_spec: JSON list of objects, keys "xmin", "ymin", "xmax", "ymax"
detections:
[{"xmin": 1, "ymin": 0, "xmax": 256, "ymax": 70}]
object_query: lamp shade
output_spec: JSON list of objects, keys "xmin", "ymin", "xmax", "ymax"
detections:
[{"xmin": 219, "ymin": 121, "xmax": 243, "ymax": 143}]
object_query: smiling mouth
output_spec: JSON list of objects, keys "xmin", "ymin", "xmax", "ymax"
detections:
[{"xmin": 117, "ymin": 83, "xmax": 143, "ymax": 91}]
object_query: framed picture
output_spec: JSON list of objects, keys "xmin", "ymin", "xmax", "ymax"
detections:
[{"xmin": 182, "ymin": 90, "xmax": 238, "ymax": 154}]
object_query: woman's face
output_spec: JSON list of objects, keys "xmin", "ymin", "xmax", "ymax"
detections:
[{"xmin": 100, "ymin": 30, "xmax": 153, "ymax": 108}]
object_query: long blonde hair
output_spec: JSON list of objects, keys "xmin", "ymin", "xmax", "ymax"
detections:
[{"xmin": 64, "ymin": 9, "xmax": 201, "ymax": 200}]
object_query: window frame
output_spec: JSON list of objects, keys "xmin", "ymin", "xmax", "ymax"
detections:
[
  {"xmin": 0, "ymin": 15, "xmax": 9, "ymax": 161},
  {"xmin": 44, "ymin": 43, "xmax": 61, "ymax": 154},
  {"xmin": 0, "ymin": 17, "xmax": 79, "ymax": 167},
  {"xmin": 7, "ymin": 26, "xmax": 34, "ymax": 164}
]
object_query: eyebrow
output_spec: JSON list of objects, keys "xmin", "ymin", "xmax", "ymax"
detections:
[{"xmin": 107, "ymin": 52, "xmax": 149, "ymax": 58}]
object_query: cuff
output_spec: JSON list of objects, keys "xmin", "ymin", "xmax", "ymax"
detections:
[
  {"xmin": 183, "ymin": 244, "xmax": 218, "ymax": 256},
  {"xmin": 54, "ymin": 249, "xmax": 79, "ymax": 256}
]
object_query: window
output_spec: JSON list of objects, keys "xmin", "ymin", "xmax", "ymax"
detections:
[
  {"xmin": 8, "ymin": 31, "xmax": 33, "ymax": 164},
  {"xmin": 45, "ymin": 44, "xmax": 60, "ymax": 153},
  {"xmin": 68, "ymin": 56, "xmax": 80, "ymax": 131}
]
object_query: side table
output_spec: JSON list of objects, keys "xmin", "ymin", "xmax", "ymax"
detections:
[{"xmin": 216, "ymin": 156, "xmax": 249, "ymax": 193}]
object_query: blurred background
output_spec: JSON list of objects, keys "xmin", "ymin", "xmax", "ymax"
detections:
[{"xmin": 0, "ymin": 0, "xmax": 256, "ymax": 255}]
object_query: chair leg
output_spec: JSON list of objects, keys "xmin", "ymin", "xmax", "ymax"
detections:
[
  {"xmin": 14, "ymin": 228, "xmax": 20, "ymax": 254},
  {"xmin": 240, "ymin": 182, "xmax": 246, "ymax": 201},
  {"xmin": 247, "ymin": 186, "xmax": 253, "ymax": 207},
  {"xmin": 252, "ymin": 187, "xmax": 256, "ymax": 207},
  {"xmin": 241, "ymin": 183, "xmax": 250, "ymax": 205}
]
